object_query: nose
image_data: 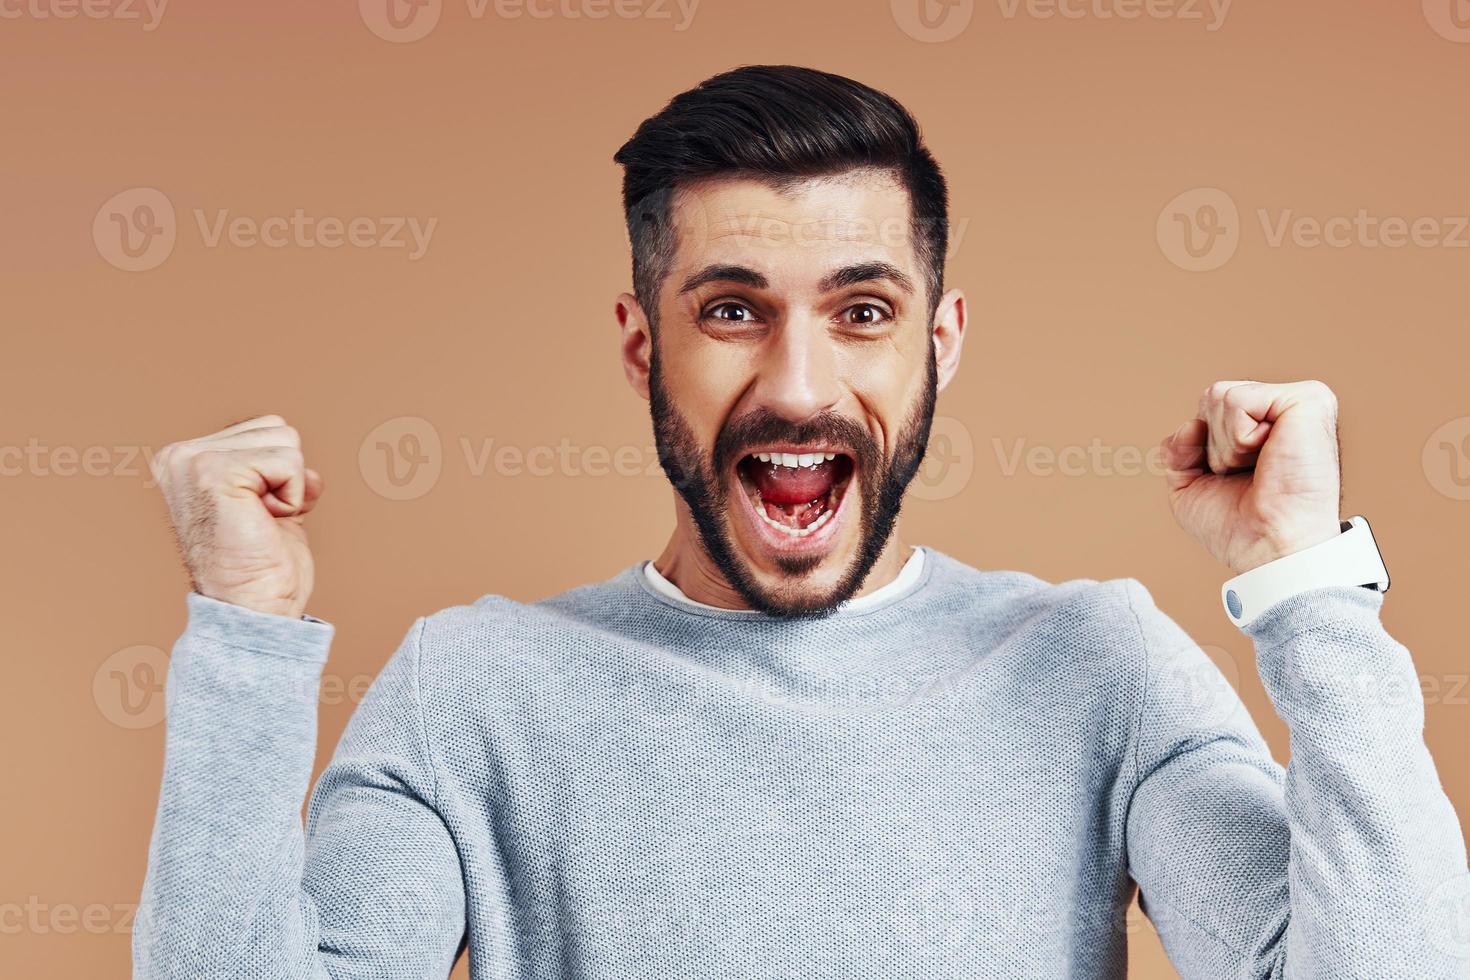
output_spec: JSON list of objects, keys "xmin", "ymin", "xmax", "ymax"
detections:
[{"xmin": 746, "ymin": 319, "xmax": 844, "ymax": 423}]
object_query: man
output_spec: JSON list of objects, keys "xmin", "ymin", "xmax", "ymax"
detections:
[{"xmin": 134, "ymin": 66, "xmax": 1467, "ymax": 978}]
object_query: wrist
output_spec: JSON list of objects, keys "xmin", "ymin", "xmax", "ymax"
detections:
[
  {"xmin": 1221, "ymin": 515, "xmax": 1389, "ymax": 629},
  {"xmin": 1233, "ymin": 520, "xmax": 1344, "ymax": 575},
  {"xmin": 193, "ymin": 584, "xmax": 308, "ymax": 621}
]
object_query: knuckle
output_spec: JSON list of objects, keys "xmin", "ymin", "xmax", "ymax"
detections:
[
  {"xmin": 186, "ymin": 449, "xmax": 222, "ymax": 481},
  {"xmin": 165, "ymin": 441, "xmax": 200, "ymax": 474},
  {"xmin": 1306, "ymin": 379, "xmax": 1337, "ymax": 404}
]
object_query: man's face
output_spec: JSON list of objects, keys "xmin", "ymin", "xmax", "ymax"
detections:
[{"xmin": 640, "ymin": 170, "xmax": 945, "ymax": 617}]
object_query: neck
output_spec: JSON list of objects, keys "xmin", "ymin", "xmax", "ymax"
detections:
[{"xmin": 652, "ymin": 498, "xmax": 912, "ymax": 611}]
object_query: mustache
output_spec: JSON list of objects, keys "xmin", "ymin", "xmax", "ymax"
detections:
[{"xmin": 713, "ymin": 409, "xmax": 881, "ymax": 479}]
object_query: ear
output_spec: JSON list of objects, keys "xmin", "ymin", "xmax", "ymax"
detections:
[
  {"xmin": 931, "ymin": 287, "xmax": 967, "ymax": 392},
  {"xmin": 616, "ymin": 291, "xmax": 654, "ymax": 401}
]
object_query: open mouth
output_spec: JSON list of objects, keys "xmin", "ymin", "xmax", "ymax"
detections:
[{"xmin": 734, "ymin": 449, "xmax": 856, "ymax": 539}]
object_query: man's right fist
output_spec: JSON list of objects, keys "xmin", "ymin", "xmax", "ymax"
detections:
[{"xmin": 151, "ymin": 415, "xmax": 322, "ymax": 619}]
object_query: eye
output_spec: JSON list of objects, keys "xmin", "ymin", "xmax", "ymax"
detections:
[
  {"xmin": 702, "ymin": 302, "xmax": 760, "ymax": 324},
  {"xmin": 841, "ymin": 302, "xmax": 892, "ymax": 327}
]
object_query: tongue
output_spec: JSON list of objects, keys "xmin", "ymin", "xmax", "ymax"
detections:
[{"xmin": 748, "ymin": 457, "xmax": 837, "ymax": 505}]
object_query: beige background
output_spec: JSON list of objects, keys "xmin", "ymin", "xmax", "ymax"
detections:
[{"xmin": 4, "ymin": 0, "xmax": 1470, "ymax": 975}]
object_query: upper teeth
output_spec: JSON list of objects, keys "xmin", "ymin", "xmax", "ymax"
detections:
[{"xmin": 754, "ymin": 452, "xmax": 837, "ymax": 468}]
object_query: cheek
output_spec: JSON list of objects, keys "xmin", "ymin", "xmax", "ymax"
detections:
[
  {"xmin": 659, "ymin": 340, "xmax": 750, "ymax": 443},
  {"xmin": 836, "ymin": 345, "xmax": 929, "ymax": 425}
]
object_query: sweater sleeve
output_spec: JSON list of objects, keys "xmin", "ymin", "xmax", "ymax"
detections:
[
  {"xmin": 1122, "ymin": 580, "xmax": 1470, "ymax": 979},
  {"xmin": 132, "ymin": 593, "xmax": 467, "ymax": 979}
]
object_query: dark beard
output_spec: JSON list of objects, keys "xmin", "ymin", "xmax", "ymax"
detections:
[{"xmin": 648, "ymin": 350, "xmax": 938, "ymax": 619}]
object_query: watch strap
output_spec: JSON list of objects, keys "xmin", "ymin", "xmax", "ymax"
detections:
[{"xmin": 1221, "ymin": 515, "xmax": 1390, "ymax": 629}]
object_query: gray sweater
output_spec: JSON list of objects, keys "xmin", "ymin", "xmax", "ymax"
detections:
[{"xmin": 133, "ymin": 547, "xmax": 1469, "ymax": 978}]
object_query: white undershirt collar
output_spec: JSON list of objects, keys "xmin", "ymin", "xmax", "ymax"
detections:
[{"xmin": 642, "ymin": 546, "xmax": 926, "ymax": 613}]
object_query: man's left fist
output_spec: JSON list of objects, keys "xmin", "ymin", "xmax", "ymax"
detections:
[{"xmin": 1162, "ymin": 380, "xmax": 1344, "ymax": 575}]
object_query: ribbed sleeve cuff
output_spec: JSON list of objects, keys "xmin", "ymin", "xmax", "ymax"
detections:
[
  {"xmin": 184, "ymin": 591, "xmax": 335, "ymax": 663},
  {"xmin": 1241, "ymin": 584, "xmax": 1387, "ymax": 650}
]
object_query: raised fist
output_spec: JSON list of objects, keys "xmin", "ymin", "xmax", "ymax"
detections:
[{"xmin": 151, "ymin": 415, "xmax": 322, "ymax": 619}]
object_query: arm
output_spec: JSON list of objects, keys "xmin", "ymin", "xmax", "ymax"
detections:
[
  {"xmin": 1137, "ymin": 378, "xmax": 1470, "ymax": 977},
  {"xmin": 1123, "ymin": 579, "xmax": 1469, "ymax": 979},
  {"xmin": 133, "ymin": 595, "xmax": 467, "ymax": 979},
  {"xmin": 134, "ymin": 415, "xmax": 466, "ymax": 977}
]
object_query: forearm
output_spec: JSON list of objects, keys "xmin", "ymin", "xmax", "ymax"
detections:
[
  {"xmin": 133, "ymin": 592, "xmax": 335, "ymax": 979},
  {"xmin": 134, "ymin": 594, "xmax": 469, "ymax": 978},
  {"xmin": 1248, "ymin": 585, "xmax": 1469, "ymax": 977}
]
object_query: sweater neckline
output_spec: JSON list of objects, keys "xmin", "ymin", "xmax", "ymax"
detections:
[{"xmin": 627, "ymin": 545, "xmax": 939, "ymax": 623}]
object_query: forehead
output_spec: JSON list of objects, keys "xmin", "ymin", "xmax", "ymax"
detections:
[{"xmin": 666, "ymin": 170, "xmax": 919, "ymax": 289}]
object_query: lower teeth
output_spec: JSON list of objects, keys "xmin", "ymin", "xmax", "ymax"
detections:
[{"xmin": 758, "ymin": 496, "xmax": 834, "ymax": 537}]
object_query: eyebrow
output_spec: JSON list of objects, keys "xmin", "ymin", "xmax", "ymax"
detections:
[
  {"xmin": 817, "ymin": 261, "xmax": 915, "ymax": 295},
  {"xmin": 676, "ymin": 261, "xmax": 916, "ymax": 296},
  {"xmin": 678, "ymin": 264, "xmax": 768, "ymax": 295}
]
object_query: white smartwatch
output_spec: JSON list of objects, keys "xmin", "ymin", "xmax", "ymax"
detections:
[{"xmin": 1221, "ymin": 515, "xmax": 1390, "ymax": 629}]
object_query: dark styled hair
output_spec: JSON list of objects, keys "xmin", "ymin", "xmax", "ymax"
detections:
[{"xmin": 613, "ymin": 65, "xmax": 949, "ymax": 326}]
